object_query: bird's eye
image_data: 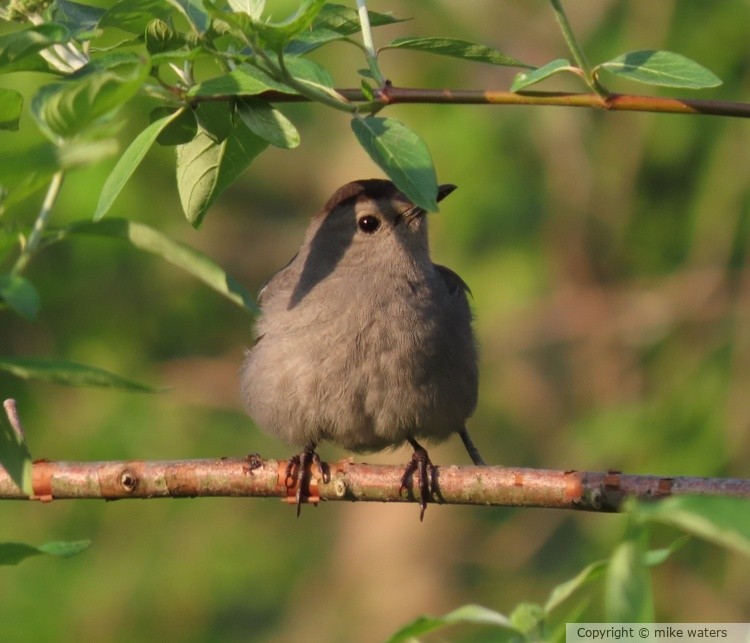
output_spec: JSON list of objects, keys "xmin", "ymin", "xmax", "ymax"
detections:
[{"xmin": 357, "ymin": 215, "xmax": 381, "ymax": 234}]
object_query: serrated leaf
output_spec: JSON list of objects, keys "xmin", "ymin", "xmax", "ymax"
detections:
[
  {"xmin": 630, "ymin": 496, "xmax": 750, "ymax": 557},
  {"xmin": 386, "ymin": 604, "xmax": 515, "ymax": 643},
  {"xmin": 236, "ymin": 98, "xmax": 299, "ymax": 149},
  {"xmin": 511, "ymin": 58, "xmax": 572, "ymax": 92},
  {"xmin": 188, "ymin": 64, "xmax": 294, "ymax": 97},
  {"xmin": 384, "ymin": 37, "xmax": 532, "ymax": 69},
  {"xmin": 94, "ymin": 109, "xmax": 184, "ymax": 220},
  {"xmin": 98, "ymin": 0, "xmax": 173, "ymax": 34},
  {"xmin": 0, "ymin": 401, "xmax": 32, "ymax": 495},
  {"xmin": 0, "ymin": 23, "xmax": 70, "ymax": 73},
  {"xmin": 351, "ymin": 116, "xmax": 438, "ymax": 212},
  {"xmin": 0, "ymin": 89, "xmax": 23, "ymax": 131},
  {"xmin": 0, "ymin": 274, "xmax": 40, "ymax": 320},
  {"xmin": 605, "ymin": 530, "xmax": 654, "ymax": 623},
  {"xmin": 0, "ymin": 356, "xmax": 158, "ymax": 392},
  {"xmin": 30, "ymin": 60, "xmax": 149, "ymax": 140},
  {"xmin": 599, "ymin": 50, "xmax": 722, "ymax": 89},
  {"xmin": 176, "ymin": 121, "xmax": 268, "ymax": 227},
  {"xmin": 0, "ymin": 540, "xmax": 90, "ymax": 566},
  {"xmin": 62, "ymin": 219, "xmax": 257, "ymax": 313}
]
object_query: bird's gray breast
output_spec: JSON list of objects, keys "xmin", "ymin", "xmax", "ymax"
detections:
[{"xmin": 242, "ymin": 266, "xmax": 477, "ymax": 452}]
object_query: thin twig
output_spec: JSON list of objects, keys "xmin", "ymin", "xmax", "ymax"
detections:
[
  {"xmin": 12, "ymin": 171, "xmax": 65, "ymax": 276},
  {"xmin": 190, "ymin": 86, "xmax": 750, "ymax": 119},
  {"xmin": 1, "ymin": 457, "xmax": 747, "ymax": 511},
  {"xmin": 2, "ymin": 399, "xmax": 26, "ymax": 441}
]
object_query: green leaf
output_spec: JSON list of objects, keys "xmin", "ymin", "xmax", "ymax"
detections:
[
  {"xmin": 228, "ymin": 0, "xmax": 264, "ymax": 20},
  {"xmin": 176, "ymin": 121, "xmax": 269, "ymax": 227},
  {"xmin": 53, "ymin": 0, "xmax": 107, "ymax": 35},
  {"xmin": 193, "ymin": 101, "xmax": 233, "ymax": 142},
  {"xmin": 511, "ymin": 58, "xmax": 572, "ymax": 92},
  {"xmin": 94, "ymin": 109, "xmax": 185, "ymax": 220},
  {"xmin": 151, "ymin": 107, "xmax": 197, "ymax": 146},
  {"xmin": 314, "ymin": 3, "xmax": 406, "ymax": 35},
  {"xmin": 385, "ymin": 37, "xmax": 533, "ymax": 68},
  {"xmin": 0, "ymin": 23, "xmax": 70, "ymax": 73},
  {"xmin": 98, "ymin": 0, "xmax": 173, "ymax": 34},
  {"xmin": 387, "ymin": 604, "xmax": 515, "ymax": 643},
  {"xmin": 30, "ymin": 60, "xmax": 149, "ymax": 140},
  {"xmin": 605, "ymin": 530, "xmax": 654, "ymax": 623},
  {"xmin": 57, "ymin": 137, "xmax": 119, "ymax": 170},
  {"xmin": 0, "ymin": 356, "xmax": 158, "ymax": 392},
  {"xmin": 631, "ymin": 496, "xmax": 750, "ymax": 557},
  {"xmin": 283, "ymin": 55, "xmax": 334, "ymax": 90},
  {"xmin": 236, "ymin": 98, "xmax": 299, "ymax": 149},
  {"xmin": 62, "ymin": 219, "xmax": 258, "ymax": 313},
  {"xmin": 0, "ymin": 540, "xmax": 91, "ymax": 566},
  {"xmin": 286, "ymin": 4, "xmax": 406, "ymax": 55},
  {"xmin": 165, "ymin": 0, "xmax": 209, "ymax": 33},
  {"xmin": 247, "ymin": 0, "xmax": 327, "ymax": 50},
  {"xmin": 544, "ymin": 559, "xmax": 607, "ymax": 614},
  {"xmin": 545, "ymin": 535, "xmax": 685, "ymax": 615},
  {"xmin": 0, "ymin": 88, "xmax": 23, "ymax": 131},
  {"xmin": 0, "ymin": 274, "xmax": 40, "ymax": 320},
  {"xmin": 598, "ymin": 50, "xmax": 722, "ymax": 89},
  {"xmin": 188, "ymin": 64, "xmax": 294, "ymax": 97},
  {"xmin": 0, "ymin": 402, "xmax": 32, "ymax": 496},
  {"xmin": 351, "ymin": 116, "xmax": 439, "ymax": 212}
]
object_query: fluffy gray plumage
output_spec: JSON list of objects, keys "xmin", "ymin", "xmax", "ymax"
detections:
[{"xmin": 241, "ymin": 179, "xmax": 480, "ymax": 458}]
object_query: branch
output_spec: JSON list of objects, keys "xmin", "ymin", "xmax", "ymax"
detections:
[
  {"xmin": 192, "ymin": 86, "xmax": 750, "ymax": 119},
  {"xmin": 1, "ymin": 457, "xmax": 747, "ymax": 512}
]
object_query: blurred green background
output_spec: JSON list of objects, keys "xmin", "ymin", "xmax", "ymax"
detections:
[{"xmin": 1, "ymin": 1, "xmax": 749, "ymax": 641}]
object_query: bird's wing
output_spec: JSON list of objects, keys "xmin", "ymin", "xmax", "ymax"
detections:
[{"xmin": 434, "ymin": 263, "xmax": 472, "ymax": 298}]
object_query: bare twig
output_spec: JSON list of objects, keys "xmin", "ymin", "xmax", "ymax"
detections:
[{"xmin": 0, "ymin": 456, "xmax": 747, "ymax": 510}]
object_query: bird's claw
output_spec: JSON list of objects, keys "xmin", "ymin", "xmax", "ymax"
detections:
[
  {"xmin": 285, "ymin": 448, "xmax": 329, "ymax": 517},
  {"xmin": 399, "ymin": 442, "xmax": 434, "ymax": 521}
]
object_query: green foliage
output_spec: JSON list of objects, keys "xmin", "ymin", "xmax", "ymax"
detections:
[
  {"xmin": 0, "ymin": 1, "xmax": 746, "ymax": 639},
  {"xmin": 0, "ymin": 539, "xmax": 90, "ymax": 565},
  {"xmin": 388, "ymin": 498, "xmax": 747, "ymax": 641}
]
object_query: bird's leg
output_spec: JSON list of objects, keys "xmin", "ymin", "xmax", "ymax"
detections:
[
  {"xmin": 284, "ymin": 444, "xmax": 329, "ymax": 517},
  {"xmin": 458, "ymin": 427, "xmax": 486, "ymax": 466},
  {"xmin": 400, "ymin": 437, "xmax": 434, "ymax": 521}
]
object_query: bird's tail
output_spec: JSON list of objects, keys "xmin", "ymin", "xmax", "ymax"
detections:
[{"xmin": 458, "ymin": 427, "xmax": 486, "ymax": 466}]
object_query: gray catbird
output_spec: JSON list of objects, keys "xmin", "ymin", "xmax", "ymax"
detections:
[{"xmin": 241, "ymin": 179, "xmax": 485, "ymax": 519}]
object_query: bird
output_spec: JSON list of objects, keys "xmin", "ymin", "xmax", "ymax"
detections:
[{"xmin": 241, "ymin": 179, "xmax": 485, "ymax": 519}]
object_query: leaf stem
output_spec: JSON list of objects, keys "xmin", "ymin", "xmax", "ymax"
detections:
[
  {"xmin": 12, "ymin": 171, "xmax": 65, "ymax": 276},
  {"xmin": 549, "ymin": 0, "xmax": 607, "ymax": 96},
  {"xmin": 356, "ymin": 0, "xmax": 385, "ymax": 84}
]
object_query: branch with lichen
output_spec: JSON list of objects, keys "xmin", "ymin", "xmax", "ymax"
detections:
[{"xmin": 1, "ymin": 456, "xmax": 748, "ymax": 512}]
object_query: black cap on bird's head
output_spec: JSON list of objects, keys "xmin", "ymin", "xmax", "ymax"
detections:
[{"xmin": 320, "ymin": 179, "xmax": 457, "ymax": 217}]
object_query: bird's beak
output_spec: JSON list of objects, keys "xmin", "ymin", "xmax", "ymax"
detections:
[{"xmin": 437, "ymin": 183, "xmax": 458, "ymax": 203}]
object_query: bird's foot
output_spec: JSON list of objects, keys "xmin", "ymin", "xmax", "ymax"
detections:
[
  {"xmin": 285, "ymin": 446, "xmax": 329, "ymax": 517},
  {"xmin": 399, "ymin": 439, "xmax": 434, "ymax": 521}
]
